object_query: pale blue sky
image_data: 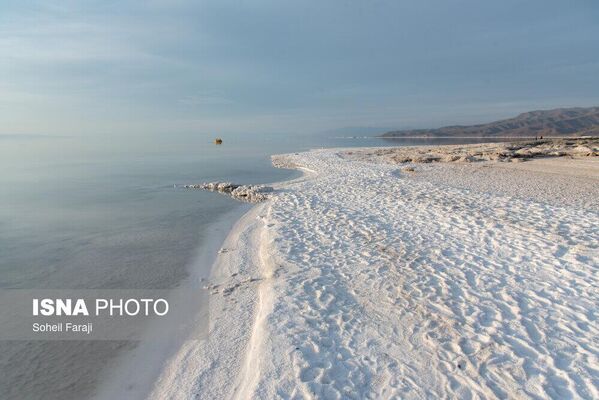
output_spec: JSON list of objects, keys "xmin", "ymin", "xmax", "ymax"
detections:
[{"xmin": 1, "ymin": 0, "xmax": 598, "ymax": 136}]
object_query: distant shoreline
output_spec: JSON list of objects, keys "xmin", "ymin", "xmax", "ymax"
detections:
[
  {"xmin": 351, "ymin": 137, "xmax": 598, "ymax": 164},
  {"xmin": 376, "ymin": 135, "xmax": 592, "ymax": 139}
]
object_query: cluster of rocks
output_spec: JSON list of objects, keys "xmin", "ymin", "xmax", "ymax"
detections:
[
  {"xmin": 183, "ymin": 182, "xmax": 273, "ymax": 202},
  {"xmin": 343, "ymin": 137, "xmax": 598, "ymax": 165},
  {"xmin": 271, "ymin": 154, "xmax": 301, "ymax": 170}
]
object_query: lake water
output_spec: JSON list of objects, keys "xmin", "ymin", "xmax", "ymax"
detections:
[{"xmin": 0, "ymin": 132, "xmax": 516, "ymax": 399}]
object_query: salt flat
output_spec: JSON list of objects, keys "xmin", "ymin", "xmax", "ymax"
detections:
[{"xmin": 151, "ymin": 149, "xmax": 599, "ymax": 399}]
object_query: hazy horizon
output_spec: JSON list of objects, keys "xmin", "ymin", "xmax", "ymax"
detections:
[{"xmin": 2, "ymin": 0, "xmax": 599, "ymax": 137}]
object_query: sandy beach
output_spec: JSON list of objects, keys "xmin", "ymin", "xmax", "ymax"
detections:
[{"xmin": 150, "ymin": 144, "xmax": 598, "ymax": 399}]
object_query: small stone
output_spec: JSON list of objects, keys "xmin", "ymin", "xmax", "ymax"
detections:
[
  {"xmin": 458, "ymin": 155, "xmax": 477, "ymax": 162},
  {"xmin": 443, "ymin": 155, "xmax": 461, "ymax": 162},
  {"xmin": 573, "ymin": 146, "xmax": 592, "ymax": 153}
]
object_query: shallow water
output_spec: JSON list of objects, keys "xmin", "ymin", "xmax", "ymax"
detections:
[{"xmin": 0, "ymin": 132, "xmax": 516, "ymax": 399}]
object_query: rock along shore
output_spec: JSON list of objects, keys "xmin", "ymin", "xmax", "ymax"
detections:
[{"xmin": 182, "ymin": 182, "xmax": 273, "ymax": 203}]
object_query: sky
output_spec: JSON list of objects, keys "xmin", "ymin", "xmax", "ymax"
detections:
[{"xmin": 1, "ymin": 0, "xmax": 598, "ymax": 137}]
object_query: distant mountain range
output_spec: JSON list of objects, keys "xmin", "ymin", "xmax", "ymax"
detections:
[{"xmin": 379, "ymin": 106, "xmax": 599, "ymax": 138}]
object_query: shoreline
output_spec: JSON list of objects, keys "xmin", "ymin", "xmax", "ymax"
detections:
[
  {"xmin": 147, "ymin": 165, "xmax": 311, "ymax": 399},
  {"xmin": 92, "ymin": 201, "xmax": 252, "ymax": 400},
  {"xmin": 150, "ymin": 143, "xmax": 597, "ymax": 398}
]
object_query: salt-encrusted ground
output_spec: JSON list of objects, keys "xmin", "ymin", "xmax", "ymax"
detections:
[
  {"xmin": 343, "ymin": 137, "xmax": 598, "ymax": 164},
  {"xmin": 151, "ymin": 149, "xmax": 599, "ymax": 400}
]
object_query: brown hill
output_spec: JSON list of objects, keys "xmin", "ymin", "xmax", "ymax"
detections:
[{"xmin": 380, "ymin": 106, "xmax": 599, "ymax": 138}]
